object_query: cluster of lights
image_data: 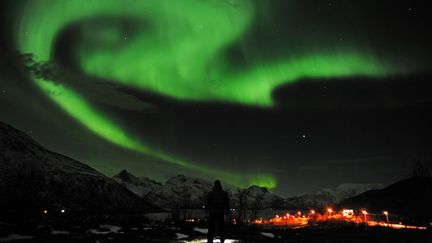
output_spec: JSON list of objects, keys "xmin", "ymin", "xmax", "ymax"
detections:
[
  {"xmin": 342, "ymin": 209, "xmax": 354, "ymax": 217},
  {"xmin": 324, "ymin": 208, "xmax": 392, "ymax": 222},
  {"xmin": 274, "ymin": 208, "xmax": 389, "ymax": 221},
  {"xmin": 256, "ymin": 209, "xmax": 426, "ymax": 230}
]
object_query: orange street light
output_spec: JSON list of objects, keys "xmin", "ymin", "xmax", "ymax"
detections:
[
  {"xmin": 327, "ymin": 208, "xmax": 333, "ymax": 217},
  {"xmin": 362, "ymin": 210, "xmax": 368, "ymax": 222},
  {"xmin": 310, "ymin": 210, "xmax": 315, "ymax": 215},
  {"xmin": 383, "ymin": 211, "xmax": 389, "ymax": 223}
]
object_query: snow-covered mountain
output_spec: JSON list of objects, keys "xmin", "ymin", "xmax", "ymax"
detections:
[
  {"xmin": 113, "ymin": 169, "xmax": 164, "ymax": 203},
  {"xmin": 112, "ymin": 170, "xmax": 382, "ymax": 211},
  {"xmin": 285, "ymin": 183, "xmax": 384, "ymax": 209},
  {"xmin": 0, "ymin": 121, "xmax": 160, "ymax": 220},
  {"xmin": 113, "ymin": 169, "xmax": 382, "ymax": 210},
  {"xmin": 113, "ymin": 171, "xmax": 284, "ymax": 210},
  {"xmin": 113, "ymin": 172, "xmax": 214, "ymax": 209},
  {"xmin": 113, "ymin": 171, "xmax": 212, "ymax": 208},
  {"xmin": 160, "ymin": 175, "xmax": 213, "ymax": 208},
  {"xmin": 230, "ymin": 185, "xmax": 285, "ymax": 209}
]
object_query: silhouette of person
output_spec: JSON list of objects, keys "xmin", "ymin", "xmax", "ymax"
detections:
[{"xmin": 205, "ymin": 180, "xmax": 230, "ymax": 243}]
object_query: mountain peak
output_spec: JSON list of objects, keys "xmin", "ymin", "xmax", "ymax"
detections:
[
  {"xmin": 247, "ymin": 185, "xmax": 269, "ymax": 193},
  {"xmin": 285, "ymin": 182, "xmax": 384, "ymax": 209},
  {"xmin": 113, "ymin": 169, "xmax": 139, "ymax": 184}
]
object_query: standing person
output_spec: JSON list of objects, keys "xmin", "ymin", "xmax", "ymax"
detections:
[{"xmin": 205, "ymin": 180, "xmax": 230, "ymax": 243}]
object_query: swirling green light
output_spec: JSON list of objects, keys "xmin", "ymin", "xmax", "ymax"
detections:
[
  {"xmin": 36, "ymin": 79, "xmax": 266, "ymax": 187},
  {"xmin": 14, "ymin": 0, "xmax": 404, "ymax": 189}
]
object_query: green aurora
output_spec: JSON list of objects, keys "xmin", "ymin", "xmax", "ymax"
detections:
[{"xmin": 13, "ymin": 0, "xmax": 416, "ymax": 188}]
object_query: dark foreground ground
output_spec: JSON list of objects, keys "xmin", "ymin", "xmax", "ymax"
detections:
[{"xmin": 1, "ymin": 222, "xmax": 431, "ymax": 243}]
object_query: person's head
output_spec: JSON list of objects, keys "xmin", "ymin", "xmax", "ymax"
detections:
[{"xmin": 213, "ymin": 180, "xmax": 222, "ymax": 191}]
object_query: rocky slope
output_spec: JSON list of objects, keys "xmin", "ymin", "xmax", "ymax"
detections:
[
  {"xmin": 0, "ymin": 121, "xmax": 159, "ymax": 221},
  {"xmin": 339, "ymin": 176, "xmax": 432, "ymax": 223}
]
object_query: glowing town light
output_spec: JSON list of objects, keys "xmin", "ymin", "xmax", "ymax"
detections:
[
  {"xmin": 310, "ymin": 210, "xmax": 315, "ymax": 215},
  {"xmin": 61, "ymin": 209, "xmax": 65, "ymax": 213},
  {"xmin": 297, "ymin": 211, "xmax": 301, "ymax": 216},
  {"xmin": 342, "ymin": 209, "xmax": 354, "ymax": 217},
  {"xmin": 383, "ymin": 211, "xmax": 389, "ymax": 222},
  {"xmin": 327, "ymin": 208, "xmax": 333, "ymax": 217},
  {"xmin": 43, "ymin": 210, "xmax": 48, "ymax": 214},
  {"xmin": 362, "ymin": 210, "xmax": 368, "ymax": 222}
]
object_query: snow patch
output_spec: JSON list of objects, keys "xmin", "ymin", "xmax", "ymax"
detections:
[
  {"xmin": 167, "ymin": 226, "xmax": 181, "ymax": 231},
  {"xmin": 261, "ymin": 232, "xmax": 275, "ymax": 238},
  {"xmin": 193, "ymin": 227, "xmax": 208, "ymax": 234},
  {"xmin": 51, "ymin": 230, "xmax": 70, "ymax": 235},
  {"xmin": 0, "ymin": 234, "xmax": 35, "ymax": 242},
  {"xmin": 88, "ymin": 224, "xmax": 124, "ymax": 234},
  {"xmin": 175, "ymin": 233, "xmax": 189, "ymax": 239}
]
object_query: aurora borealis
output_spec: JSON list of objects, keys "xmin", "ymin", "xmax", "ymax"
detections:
[{"xmin": 1, "ymin": 0, "xmax": 432, "ymax": 195}]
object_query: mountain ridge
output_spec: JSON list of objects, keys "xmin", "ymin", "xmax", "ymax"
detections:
[
  {"xmin": 0, "ymin": 121, "xmax": 161, "ymax": 221},
  {"xmin": 112, "ymin": 169, "xmax": 383, "ymax": 210},
  {"xmin": 339, "ymin": 176, "xmax": 432, "ymax": 223}
]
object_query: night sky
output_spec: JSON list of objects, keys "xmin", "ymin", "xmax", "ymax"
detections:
[{"xmin": 1, "ymin": 0, "xmax": 431, "ymax": 196}]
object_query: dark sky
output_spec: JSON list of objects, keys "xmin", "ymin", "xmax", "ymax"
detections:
[{"xmin": 1, "ymin": 0, "xmax": 431, "ymax": 196}]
